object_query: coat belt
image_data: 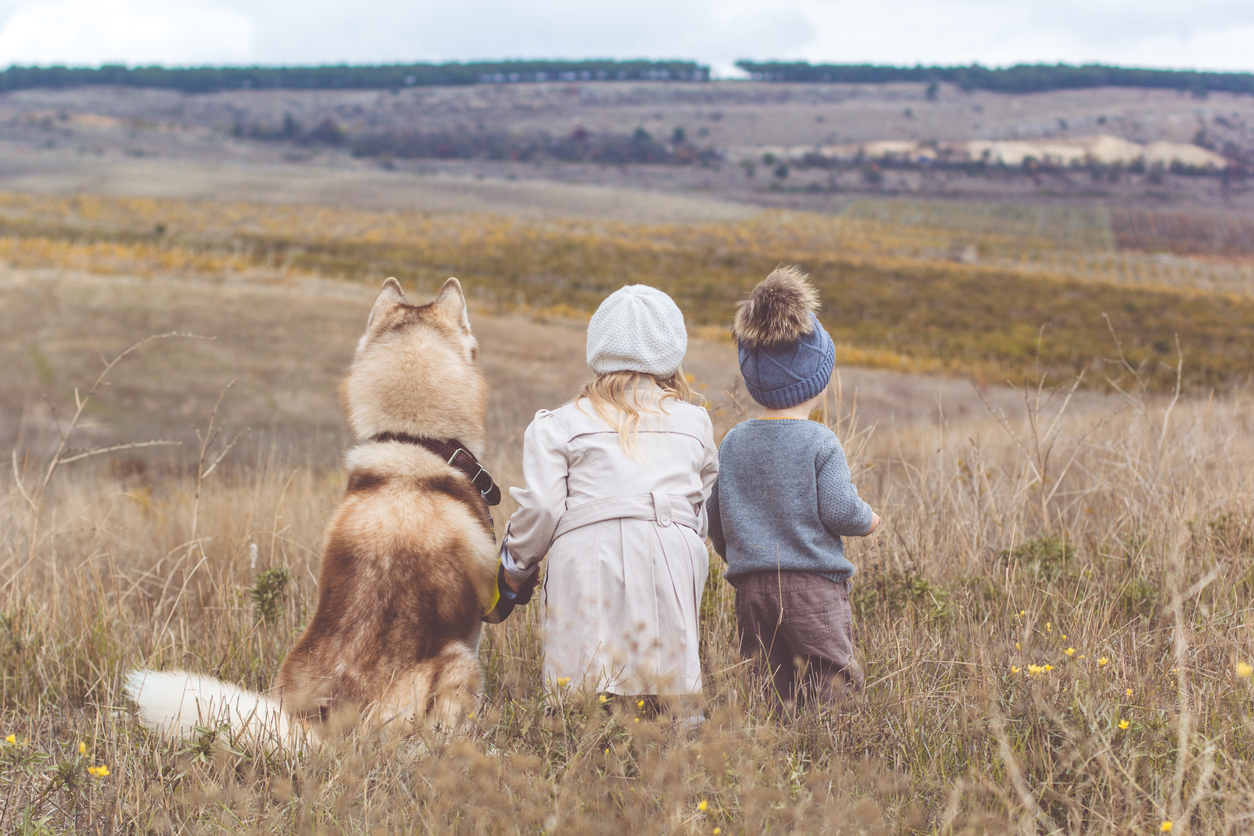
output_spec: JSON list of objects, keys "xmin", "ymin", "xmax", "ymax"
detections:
[{"xmin": 552, "ymin": 491, "xmax": 699, "ymax": 541}]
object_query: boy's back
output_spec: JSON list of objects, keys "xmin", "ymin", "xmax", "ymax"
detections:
[{"xmin": 709, "ymin": 418, "xmax": 872, "ymax": 587}]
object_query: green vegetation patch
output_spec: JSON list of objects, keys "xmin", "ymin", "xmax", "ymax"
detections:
[
  {"xmin": 0, "ymin": 60, "xmax": 710, "ymax": 94},
  {"xmin": 737, "ymin": 60, "xmax": 1254, "ymax": 96}
]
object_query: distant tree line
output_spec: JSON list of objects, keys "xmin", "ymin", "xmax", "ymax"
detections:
[
  {"xmin": 0, "ymin": 60, "xmax": 710, "ymax": 93},
  {"xmin": 8, "ymin": 59, "xmax": 1246, "ymax": 96},
  {"xmin": 735, "ymin": 62, "xmax": 1254, "ymax": 96}
]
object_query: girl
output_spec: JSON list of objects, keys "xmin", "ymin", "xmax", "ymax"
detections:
[{"xmin": 501, "ymin": 285, "xmax": 718, "ymax": 704}]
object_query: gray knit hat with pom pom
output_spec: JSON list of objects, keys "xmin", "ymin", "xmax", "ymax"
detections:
[
  {"xmin": 734, "ymin": 266, "xmax": 835, "ymax": 410},
  {"xmin": 586, "ymin": 285, "xmax": 688, "ymax": 376}
]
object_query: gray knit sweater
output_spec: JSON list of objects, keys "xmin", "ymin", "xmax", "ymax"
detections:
[{"xmin": 707, "ymin": 419, "xmax": 873, "ymax": 586}]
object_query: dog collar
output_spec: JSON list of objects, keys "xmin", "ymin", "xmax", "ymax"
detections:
[{"xmin": 372, "ymin": 432, "xmax": 502, "ymax": 506}]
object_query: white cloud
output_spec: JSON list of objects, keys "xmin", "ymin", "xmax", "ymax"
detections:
[
  {"xmin": 787, "ymin": 0, "xmax": 1254, "ymax": 71},
  {"xmin": 0, "ymin": 0, "xmax": 253, "ymax": 66},
  {"xmin": 686, "ymin": 7, "xmax": 818, "ymax": 76}
]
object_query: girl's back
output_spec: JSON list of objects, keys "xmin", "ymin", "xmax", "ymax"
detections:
[
  {"xmin": 501, "ymin": 285, "xmax": 718, "ymax": 698},
  {"xmin": 547, "ymin": 390, "xmax": 713, "ymax": 508}
]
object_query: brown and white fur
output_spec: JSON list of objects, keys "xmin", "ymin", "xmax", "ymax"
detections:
[{"xmin": 125, "ymin": 277, "xmax": 498, "ymax": 749}]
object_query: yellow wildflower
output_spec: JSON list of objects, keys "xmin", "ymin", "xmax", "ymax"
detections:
[
  {"xmin": 4, "ymin": 734, "xmax": 14, "ymax": 745},
  {"xmin": 1019, "ymin": 610, "xmax": 1026, "ymax": 617},
  {"xmin": 1015, "ymin": 642, "xmax": 1021, "ymax": 650},
  {"xmin": 1046, "ymin": 622, "xmax": 1051, "ymax": 632},
  {"xmin": 598, "ymin": 694, "xmax": 609, "ymax": 704},
  {"xmin": 1011, "ymin": 666, "xmax": 1020, "ymax": 674},
  {"xmin": 1098, "ymin": 657, "xmax": 1109, "ymax": 667},
  {"xmin": 1118, "ymin": 719, "xmax": 1129, "ymax": 730},
  {"xmin": 638, "ymin": 700, "xmax": 645, "ymax": 708},
  {"xmin": 1126, "ymin": 688, "xmax": 1133, "ymax": 698},
  {"xmin": 714, "ymin": 830, "xmax": 722, "ymax": 835},
  {"xmin": 1160, "ymin": 821, "xmax": 1172, "ymax": 832},
  {"xmin": 634, "ymin": 718, "xmax": 640, "ymax": 723},
  {"xmin": 1237, "ymin": 661, "xmax": 1253, "ymax": 678},
  {"xmin": 1045, "ymin": 664, "xmax": 1054, "ymax": 672},
  {"xmin": 79, "ymin": 742, "xmax": 87, "ymax": 755},
  {"xmin": 1028, "ymin": 665, "xmax": 1045, "ymax": 677},
  {"xmin": 1065, "ymin": 647, "xmax": 1076, "ymax": 657},
  {"xmin": 556, "ymin": 677, "xmax": 570, "ymax": 687},
  {"xmin": 1062, "ymin": 634, "xmax": 1067, "ymax": 640},
  {"xmin": 698, "ymin": 800, "xmax": 708, "ymax": 812},
  {"xmin": 87, "ymin": 765, "xmax": 110, "ymax": 778}
]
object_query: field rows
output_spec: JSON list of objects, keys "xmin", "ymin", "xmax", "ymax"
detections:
[{"xmin": 1111, "ymin": 209, "xmax": 1254, "ymax": 258}]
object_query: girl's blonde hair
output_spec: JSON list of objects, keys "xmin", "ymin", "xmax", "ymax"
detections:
[{"xmin": 575, "ymin": 369, "xmax": 700, "ymax": 460}]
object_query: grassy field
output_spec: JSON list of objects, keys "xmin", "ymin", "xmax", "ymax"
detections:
[
  {"xmin": 3, "ymin": 349, "xmax": 1253, "ymax": 832},
  {"xmin": 2, "ymin": 192, "xmax": 1252, "ymax": 395},
  {"xmin": 3, "ymin": 190, "xmax": 1254, "ymax": 832}
]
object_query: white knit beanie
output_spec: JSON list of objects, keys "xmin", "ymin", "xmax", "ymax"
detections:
[{"xmin": 586, "ymin": 285, "xmax": 688, "ymax": 376}]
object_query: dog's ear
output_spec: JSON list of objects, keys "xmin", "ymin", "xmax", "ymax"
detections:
[
  {"xmin": 367, "ymin": 277, "xmax": 406, "ymax": 328},
  {"xmin": 433, "ymin": 277, "xmax": 471, "ymax": 333}
]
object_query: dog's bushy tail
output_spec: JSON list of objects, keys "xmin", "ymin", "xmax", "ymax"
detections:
[{"xmin": 124, "ymin": 669, "xmax": 312, "ymax": 753}]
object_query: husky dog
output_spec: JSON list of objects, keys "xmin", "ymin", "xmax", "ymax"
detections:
[{"xmin": 126, "ymin": 277, "xmax": 499, "ymax": 749}]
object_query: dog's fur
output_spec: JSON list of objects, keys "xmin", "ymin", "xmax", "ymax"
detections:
[
  {"xmin": 126, "ymin": 277, "xmax": 498, "ymax": 749},
  {"xmin": 733, "ymin": 265, "xmax": 820, "ymax": 349}
]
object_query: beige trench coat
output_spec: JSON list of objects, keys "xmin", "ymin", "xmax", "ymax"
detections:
[{"xmin": 503, "ymin": 386, "xmax": 718, "ymax": 695}]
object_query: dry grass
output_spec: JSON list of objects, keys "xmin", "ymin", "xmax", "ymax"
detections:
[
  {"xmin": 3, "ymin": 333, "xmax": 1253, "ymax": 833},
  {"xmin": 2, "ymin": 189, "xmax": 1253, "ymax": 831}
]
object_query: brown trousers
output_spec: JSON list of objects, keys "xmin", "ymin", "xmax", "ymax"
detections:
[{"xmin": 734, "ymin": 571, "xmax": 865, "ymax": 711}]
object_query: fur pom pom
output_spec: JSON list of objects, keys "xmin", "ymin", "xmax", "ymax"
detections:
[{"xmin": 733, "ymin": 265, "xmax": 819, "ymax": 348}]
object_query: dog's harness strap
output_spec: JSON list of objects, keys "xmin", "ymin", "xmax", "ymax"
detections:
[{"xmin": 372, "ymin": 433, "xmax": 502, "ymax": 506}]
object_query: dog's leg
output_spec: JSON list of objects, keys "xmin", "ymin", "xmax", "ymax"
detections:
[
  {"xmin": 428, "ymin": 642, "xmax": 483, "ymax": 729},
  {"xmin": 377, "ymin": 643, "xmax": 482, "ymax": 734}
]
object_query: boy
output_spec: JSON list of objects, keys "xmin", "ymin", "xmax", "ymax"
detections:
[{"xmin": 708, "ymin": 266, "xmax": 880, "ymax": 711}]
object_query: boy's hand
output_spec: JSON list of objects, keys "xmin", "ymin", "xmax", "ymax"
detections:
[{"xmin": 867, "ymin": 512, "xmax": 881, "ymax": 535}]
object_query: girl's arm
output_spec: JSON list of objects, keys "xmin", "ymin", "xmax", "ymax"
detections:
[{"xmin": 502, "ymin": 410, "xmax": 570, "ymax": 578}]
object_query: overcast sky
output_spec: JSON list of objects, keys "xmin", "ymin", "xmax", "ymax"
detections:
[{"xmin": 0, "ymin": 0, "xmax": 1252, "ymax": 76}]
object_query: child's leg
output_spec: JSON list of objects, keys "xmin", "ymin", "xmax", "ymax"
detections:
[
  {"xmin": 734, "ymin": 574, "xmax": 799, "ymax": 709},
  {"xmin": 787, "ymin": 579, "xmax": 864, "ymax": 709}
]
